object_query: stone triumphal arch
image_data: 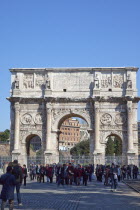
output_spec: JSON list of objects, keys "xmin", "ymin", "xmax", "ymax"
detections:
[{"xmin": 8, "ymin": 67, "xmax": 140, "ymax": 165}]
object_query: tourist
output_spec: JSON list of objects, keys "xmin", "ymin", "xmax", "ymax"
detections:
[
  {"xmin": 82, "ymin": 166, "xmax": 90, "ymax": 186},
  {"xmin": 104, "ymin": 165, "xmax": 110, "ymax": 186},
  {"xmin": 127, "ymin": 165, "xmax": 132, "ymax": 179},
  {"xmin": 36, "ymin": 164, "xmax": 40, "ymax": 182},
  {"xmin": 12, "ymin": 159, "xmax": 23, "ymax": 206},
  {"xmin": 56, "ymin": 164, "xmax": 65, "ymax": 186},
  {"xmin": 48, "ymin": 165, "xmax": 54, "ymax": 183},
  {"xmin": 110, "ymin": 163, "xmax": 118, "ymax": 192},
  {"xmin": 0, "ymin": 166, "xmax": 16, "ymax": 210},
  {"xmin": 117, "ymin": 165, "xmax": 121, "ymax": 182},
  {"xmin": 133, "ymin": 165, "xmax": 138, "ymax": 179},
  {"xmin": 39, "ymin": 165, "xmax": 45, "ymax": 183},
  {"xmin": 67, "ymin": 163, "xmax": 74, "ymax": 185},
  {"xmin": 121, "ymin": 165, "xmax": 127, "ymax": 180},
  {"xmin": 22, "ymin": 164, "xmax": 28, "ymax": 186}
]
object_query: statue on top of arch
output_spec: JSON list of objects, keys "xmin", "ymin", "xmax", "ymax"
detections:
[
  {"xmin": 46, "ymin": 74, "xmax": 51, "ymax": 89},
  {"xmin": 127, "ymin": 74, "xmax": 132, "ymax": 89},
  {"xmin": 14, "ymin": 75, "xmax": 19, "ymax": 89}
]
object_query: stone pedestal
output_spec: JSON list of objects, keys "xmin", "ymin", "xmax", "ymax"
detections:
[
  {"xmin": 13, "ymin": 89, "xmax": 21, "ymax": 96},
  {"xmin": 12, "ymin": 150, "xmax": 20, "ymax": 162},
  {"xmin": 45, "ymin": 89, "xmax": 52, "ymax": 96},
  {"xmin": 126, "ymin": 89, "xmax": 133, "ymax": 96},
  {"xmin": 44, "ymin": 151, "xmax": 59, "ymax": 164}
]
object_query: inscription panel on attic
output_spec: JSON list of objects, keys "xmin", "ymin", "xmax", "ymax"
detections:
[{"xmin": 52, "ymin": 72, "xmax": 93, "ymax": 91}]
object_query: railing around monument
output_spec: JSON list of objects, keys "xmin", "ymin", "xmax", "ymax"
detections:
[{"xmin": 0, "ymin": 155, "xmax": 139, "ymax": 168}]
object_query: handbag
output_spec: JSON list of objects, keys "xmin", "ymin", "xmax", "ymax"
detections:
[{"xmin": 114, "ymin": 174, "xmax": 117, "ymax": 179}]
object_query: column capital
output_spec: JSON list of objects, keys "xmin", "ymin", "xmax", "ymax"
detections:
[{"xmin": 14, "ymin": 102, "xmax": 20, "ymax": 111}]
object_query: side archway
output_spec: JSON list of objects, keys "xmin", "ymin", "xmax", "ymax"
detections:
[{"xmin": 25, "ymin": 134, "xmax": 43, "ymax": 167}]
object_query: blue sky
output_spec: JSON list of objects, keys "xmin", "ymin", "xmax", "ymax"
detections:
[{"xmin": 0, "ymin": 0, "xmax": 140, "ymax": 131}]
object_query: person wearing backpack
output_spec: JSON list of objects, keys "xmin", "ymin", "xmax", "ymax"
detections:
[
  {"xmin": 0, "ymin": 166, "xmax": 16, "ymax": 210},
  {"xmin": 12, "ymin": 160, "xmax": 23, "ymax": 206}
]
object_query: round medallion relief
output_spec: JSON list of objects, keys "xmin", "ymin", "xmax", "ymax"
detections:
[
  {"xmin": 100, "ymin": 113, "xmax": 112, "ymax": 125},
  {"xmin": 34, "ymin": 113, "xmax": 43, "ymax": 124},
  {"xmin": 114, "ymin": 113, "xmax": 126, "ymax": 125},
  {"xmin": 101, "ymin": 113, "xmax": 112, "ymax": 125},
  {"xmin": 21, "ymin": 113, "xmax": 32, "ymax": 125}
]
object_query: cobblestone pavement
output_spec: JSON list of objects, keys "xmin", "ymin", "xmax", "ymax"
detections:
[{"xmin": 0, "ymin": 178, "xmax": 140, "ymax": 210}]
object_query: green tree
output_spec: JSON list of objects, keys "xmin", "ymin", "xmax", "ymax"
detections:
[
  {"xmin": 105, "ymin": 137, "xmax": 114, "ymax": 155},
  {"xmin": 0, "ymin": 129, "xmax": 10, "ymax": 141},
  {"xmin": 114, "ymin": 137, "xmax": 122, "ymax": 155},
  {"xmin": 70, "ymin": 140, "xmax": 90, "ymax": 156}
]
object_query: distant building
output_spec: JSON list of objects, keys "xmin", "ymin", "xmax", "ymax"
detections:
[
  {"xmin": 80, "ymin": 124, "xmax": 89, "ymax": 142},
  {"xmin": 59, "ymin": 118, "xmax": 80, "ymax": 151}
]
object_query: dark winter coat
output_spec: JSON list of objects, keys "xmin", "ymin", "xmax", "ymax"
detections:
[
  {"xmin": 12, "ymin": 164, "xmax": 23, "ymax": 184},
  {"xmin": 0, "ymin": 172, "xmax": 16, "ymax": 201}
]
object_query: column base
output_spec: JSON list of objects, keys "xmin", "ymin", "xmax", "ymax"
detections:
[
  {"xmin": 45, "ymin": 89, "xmax": 52, "ymax": 96},
  {"xmin": 93, "ymin": 150, "xmax": 102, "ymax": 155},
  {"xmin": 127, "ymin": 150, "xmax": 135, "ymax": 154},
  {"xmin": 12, "ymin": 150, "xmax": 21, "ymax": 162},
  {"xmin": 44, "ymin": 150, "xmax": 59, "ymax": 164}
]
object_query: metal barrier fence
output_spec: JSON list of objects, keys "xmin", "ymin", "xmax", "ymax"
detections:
[{"xmin": 0, "ymin": 155, "xmax": 140, "ymax": 168}]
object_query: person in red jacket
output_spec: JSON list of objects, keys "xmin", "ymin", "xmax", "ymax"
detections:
[
  {"xmin": 48, "ymin": 165, "xmax": 53, "ymax": 183},
  {"xmin": 67, "ymin": 163, "xmax": 74, "ymax": 185}
]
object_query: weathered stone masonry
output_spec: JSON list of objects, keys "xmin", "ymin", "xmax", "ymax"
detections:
[{"xmin": 7, "ymin": 67, "xmax": 140, "ymax": 165}]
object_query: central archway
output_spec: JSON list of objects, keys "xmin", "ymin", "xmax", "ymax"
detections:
[{"xmin": 57, "ymin": 114, "xmax": 89, "ymax": 163}]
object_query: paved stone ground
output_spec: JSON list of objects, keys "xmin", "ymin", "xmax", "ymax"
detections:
[{"xmin": 0, "ymin": 178, "xmax": 140, "ymax": 210}]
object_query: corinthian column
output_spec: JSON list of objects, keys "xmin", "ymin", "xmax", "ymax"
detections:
[
  {"xmin": 14, "ymin": 102, "xmax": 20, "ymax": 151},
  {"xmin": 46, "ymin": 105, "xmax": 52, "ymax": 151},
  {"xmin": 127, "ymin": 101, "xmax": 134, "ymax": 152},
  {"xmin": 94, "ymin": 102, "xmax": 100, "ymax": 153}
]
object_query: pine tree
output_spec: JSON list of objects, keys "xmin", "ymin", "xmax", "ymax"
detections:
[
  {"xmin": 105, "ymin": 137, "xmax": 114, "ymax": 155},
  {"xmin": 114, "ymin": 137, "xmax": 122, "ymax": 155}
]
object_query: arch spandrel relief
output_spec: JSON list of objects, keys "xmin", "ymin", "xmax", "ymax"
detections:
[
  {"xmin": 51, "ymin": 108, "xmax": 92, "ymax": 131},
  {"xmin": 100, "ymin": 130, "xmax": 123, "ymax": 144},
  {"xmin": 20, "ymin": 131, "xmax": 42, "ymax": 144}
]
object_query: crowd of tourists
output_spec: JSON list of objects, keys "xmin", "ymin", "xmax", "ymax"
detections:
[
  {"xmin": 0, "ymin": 160, "xmax": 139, "ymax": 209},
  {"xmin": 29, "ymin": 163, "xmax": 94, "ymax": 186},
  {"xmin": 95, "ymin": 163, "xmax": 139, "ymax": 192}
]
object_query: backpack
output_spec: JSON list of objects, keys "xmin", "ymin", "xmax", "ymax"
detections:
[{"xmin": 12, "ymin": 166, "xmax": 21, "ymax": 181}]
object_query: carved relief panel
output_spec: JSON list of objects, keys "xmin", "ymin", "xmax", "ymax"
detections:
[
  {"xmin": 114, "ymin": 113, "xmax": 126, "ymax": 125},
  {"xmin": 23, "ymin": 74, "xmax": 34, "ymax": 89},
  {"xmin": 100, "ymin": 113, "xmax": 112, "ymax": 125},
  {"xmin": 35, "ymin": 73, "xmax": 45, "ymax": 89},
  {"xmin": 100, "ymin": 112, "xmax": 127, "ymax": 130},
  {"xmin": 101, "ymin": 73, "xmax": 112, "ymax": 88},
  {"xmin": 113, "ymin": 74, "xmax": 124, "ymax": 88},
  {"xmin": 20, "ymin": 112, "xmax": 44, "ymax": 131}
]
